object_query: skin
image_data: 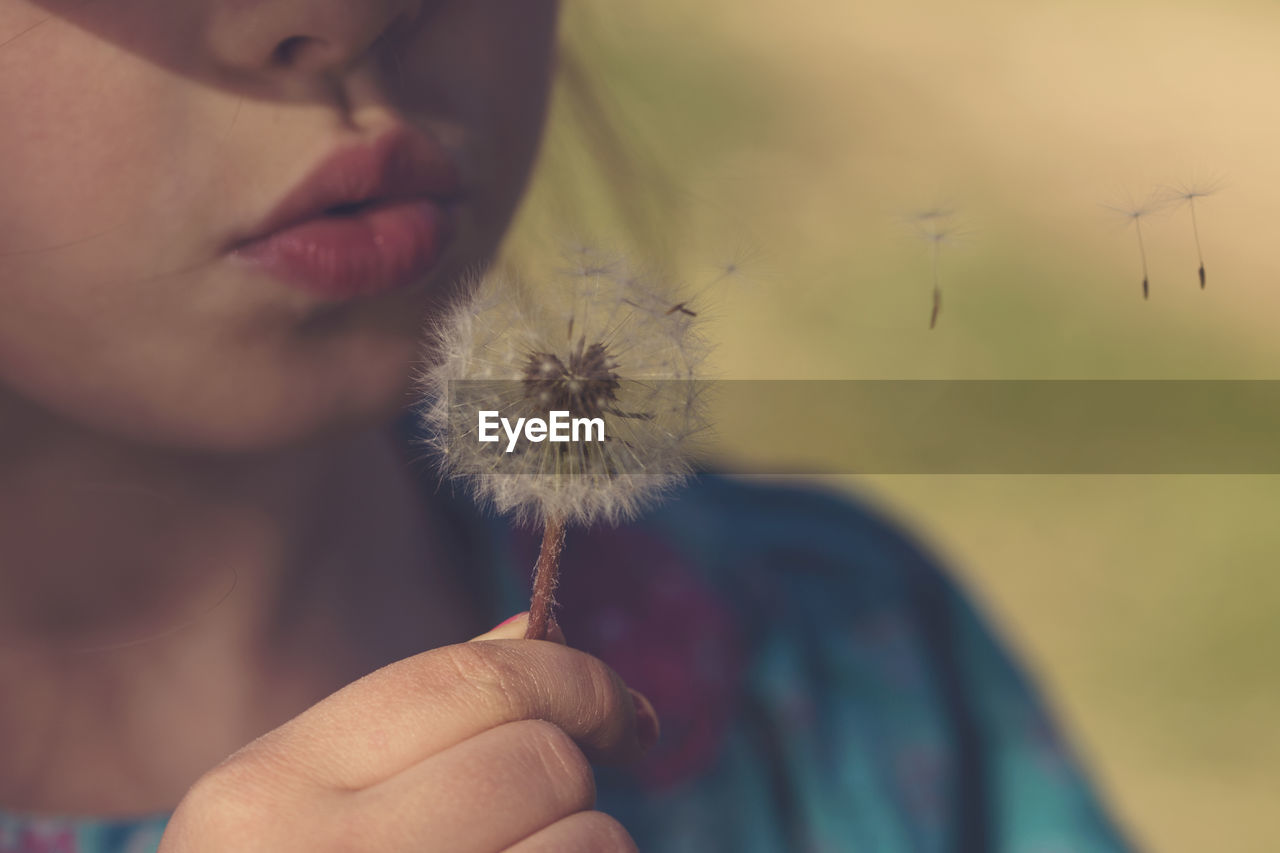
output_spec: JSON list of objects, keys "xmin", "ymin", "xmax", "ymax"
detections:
[{"xmin": 0, "ymin": 1, "xmax": 652, "ymax": 847}]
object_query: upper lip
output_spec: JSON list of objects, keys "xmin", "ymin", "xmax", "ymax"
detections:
[{"xmin": 230, "ymin": 126, "xmax": 464, "ymax": 249}]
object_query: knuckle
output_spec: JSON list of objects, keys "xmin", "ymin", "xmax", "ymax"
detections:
[
  {"xmin": 565, "ymin": 655, "xmax": 630, "ymax": 742},
  {"xmin": 560, "ymin": 650, "xmax": 624, "ymax": 722},
  {"xmin": 518, "ymin": 719, "xmax": 596, "ymax": 810},
  {"xmin": 436, "ymin": 642, "xmax": 533, "ymax": 717},
  {"xmin": 166, "ymin": 742, "xmax": 318, "ymax": 850},
  {"xmin": 167, "ymin": 763, "xmax": 282, "ymax": 851},
  {"xmin": 171, "ymin": 762, "xmax": 352, "ymax": 853},
  {"xmin": 185, "ymin": 761, "xmax": 263, "ymax": 820}
]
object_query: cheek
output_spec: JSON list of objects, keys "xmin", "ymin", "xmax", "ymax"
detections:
[
  {"xmin": 0, "ymin": 25, "xmax": 227, "ymax": 447},
  {"xmin": 477, "ymin": 5, "xmax": 559, "ymax": 160},
  {"xmin": 485, "ymin": 5, "xmax": 560, "ymax": 191},
  {"xmin": 400, "ymin": 1, "xmax": 558, "ymax": 233},
  {"xmin": 0, "ymin": 25, "xmax": 159, "ymax": 256}
]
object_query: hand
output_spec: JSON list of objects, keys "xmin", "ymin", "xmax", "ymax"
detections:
[{"xmin": 157, "ymin": 613, "xmax": 658, "ymax": 852}]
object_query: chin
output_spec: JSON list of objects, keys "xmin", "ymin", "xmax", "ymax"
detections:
[
  {"xmin": 161, "ymin": 365, "xmax": 419, "ymax": 457},
  {"xmin": 11, "ymin": 347, "xmax": 419, "ymax": 459},
  {"xmin": 168, "ymin": 394, "xmax": 407, "ymax": 456}
]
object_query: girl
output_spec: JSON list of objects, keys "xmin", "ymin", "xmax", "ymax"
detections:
[{"xmin": 0, "ymin": 1, "xmax": 1131, "ymax": 850}]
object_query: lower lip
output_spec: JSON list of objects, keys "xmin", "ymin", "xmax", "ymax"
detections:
[{"xmin": 231, "ymin": 201, "xmax": 453, "ymax": 300}]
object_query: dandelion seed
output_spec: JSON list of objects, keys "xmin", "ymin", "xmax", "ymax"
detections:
[
  {"xmin": 414, "ymin": 251, "xmax": 709, "ymax": 640},
  {"xmin": 703, "ymin": 240, "xmax": 770, "ymax": 291},
  {"xmin": 1105, "ymin": 195, "xmax": 1166, "ymax": 300},
  {"xmin": 1164, "ymin": 181, "xmax": 1221, "ymax": 289},
  {"xmin": 654, "ymin": 240, "xmax": 772, "ymax": 322},
  {"xmin": 907, "ymin": 208, "xmax": 963, "ymax": 329}
]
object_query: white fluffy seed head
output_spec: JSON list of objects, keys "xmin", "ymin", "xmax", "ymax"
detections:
[{"xmin": 414, "ymin": 249, "xmax": 711, "ymax": 527}]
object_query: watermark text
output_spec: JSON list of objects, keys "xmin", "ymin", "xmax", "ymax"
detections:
[{"xmin": 478, "ymin": 410, "xmax": 606, "ymax": 453}]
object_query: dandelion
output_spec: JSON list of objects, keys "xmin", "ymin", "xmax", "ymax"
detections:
[
  {"xmin": 1163, "ymin": 180, "xmax": 1221, "ymax": 289},
  {"xmin": 414, "ymin": 250, "xmax": 709, "ymax": 640},
  {"xmin": 1105, "ymin": 194, "xmax": 1167, "ymax": 300}
]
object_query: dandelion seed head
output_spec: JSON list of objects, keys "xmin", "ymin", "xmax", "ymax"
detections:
[
  {"xmin": 704, "ymin": 240, "xmax": 772, "ymax": 290},
  {"xmin": 1106, "ymin": 203, "xmax": 1154, "ymax": 221},
  {"xmin": 903, "ymin": 205, "xmax": 974, "ymax": 248},
  {"xmin": 1163, "ymin": 175, "xmax": 1226, "ymax": 204},
  {"xmin": 415, "ymin": 249, "xmax": 710, "ymax": 527},
  {"xmin": 1173, "ymin": 186, "xmax": 1216, "ymax": 201},
  {"xmin": 1102, "ymin": 190, "xmax": 1172, "ymax": 224},
  {"xmin": 908, "ymin": 206, "xmax": 958, "ymax": 224}
]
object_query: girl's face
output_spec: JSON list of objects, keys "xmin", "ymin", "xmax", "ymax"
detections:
[{"xmin": 0, "ymin": 0, "xmax": 559, "ymax": 451}]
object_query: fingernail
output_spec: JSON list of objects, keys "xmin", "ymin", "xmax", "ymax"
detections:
[
  {"xmin": 628, "ymin": 688, "xmax": 660, "ymax": 752},
  {"xmin": 495, "ymin": 612, "xmax": 527, "ymax": 630},
  {"xmin": 468, "ymin": 612, "xmax": 528, "ymax": 642}
]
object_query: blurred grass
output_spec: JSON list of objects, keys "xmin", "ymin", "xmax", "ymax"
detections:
[{"xmin": 510, "ymin": 1, "xmax": 1280, "ymax": 849}]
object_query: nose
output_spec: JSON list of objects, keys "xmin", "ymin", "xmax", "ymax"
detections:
[{"xmin": 206, "ymin": 0, "xmax": 422, "ymax": 77}]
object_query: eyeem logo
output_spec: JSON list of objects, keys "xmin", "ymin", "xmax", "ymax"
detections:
[{"xmin": 478, "ymin": 410, "xmax": 606, "ymax": 453}]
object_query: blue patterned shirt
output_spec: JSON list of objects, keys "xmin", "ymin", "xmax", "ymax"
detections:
[{"xmin": 0, "ymin": 418, "xmax": 1132, "ymax": 852}]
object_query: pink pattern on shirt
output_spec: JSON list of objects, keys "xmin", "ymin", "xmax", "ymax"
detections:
[
  {"xmin": 513, "ymin": 525, "xmax": 745, "ymax": 790},
  {"xmin": 0, "ymin": 824, "xmax": 77, "ymax": 853}
]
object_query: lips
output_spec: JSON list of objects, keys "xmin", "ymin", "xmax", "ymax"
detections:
[{"xmin": 228, "ymin": 127, "xmax": 465, "ymax": 300}]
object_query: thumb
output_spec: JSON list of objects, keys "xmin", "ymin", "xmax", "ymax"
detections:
[{"xmin": 468, "ymin": 611, "xmax": 568, "ymax": 645}]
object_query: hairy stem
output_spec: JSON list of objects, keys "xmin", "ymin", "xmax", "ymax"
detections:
[{"xmin": 525, "ymin": 515, "xmax": 567, "ymax": 641}]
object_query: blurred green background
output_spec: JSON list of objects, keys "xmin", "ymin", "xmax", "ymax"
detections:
[{"xmin": 510, "ymin": 1, "xmax": 1280, "ymax": 849}]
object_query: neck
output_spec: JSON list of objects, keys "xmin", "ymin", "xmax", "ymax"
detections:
[
  {"xmin": 0, "ymin": 399, "xmax": 483, "ymax": 815},
  {"xmin": 0, "ymin": 403, "xmax": 363, "ymax": 645}
]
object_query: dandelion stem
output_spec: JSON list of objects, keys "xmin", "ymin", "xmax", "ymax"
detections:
[
  {"xmin": 1189, "ymin": 198, "xmax": 1206, "ymax": 288},
  {"xmin": 929, "ymin": 239, "xmax": 942, "ymax": 329},
  {"xmin": 525, "ymin": 515, "xmax": 567, "ymax": 641},
  {"xmin": 1135, "ymin": 218, "xmax": 1150, "ymax": 300}
]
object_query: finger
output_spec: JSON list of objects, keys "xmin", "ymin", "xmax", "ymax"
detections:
[
  {"xmin": 247, "ymin": 637, "xmax": 653, "ymax": 791},
  {"xmin": 343, "ymin": 719, "xmax": 596, "ymax": 853},
  {"xmin": 503, "ymin": 810, "xmax": 639, "ymax": 853}
]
